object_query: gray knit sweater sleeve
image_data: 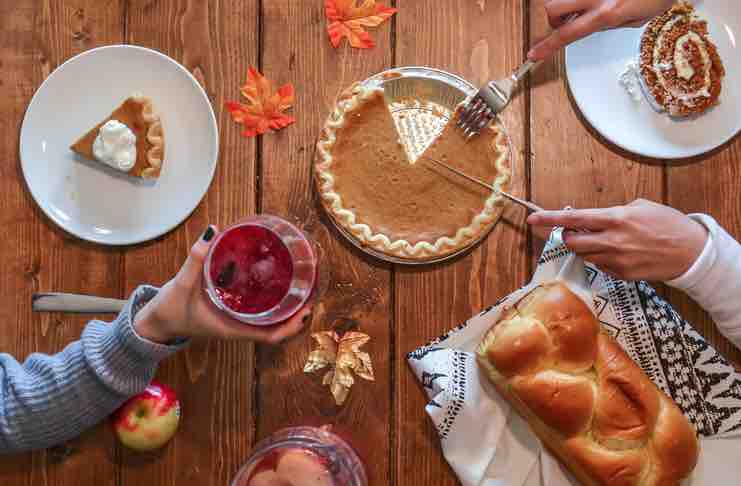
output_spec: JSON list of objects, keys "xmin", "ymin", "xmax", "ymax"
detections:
[{"xmin": 0, "ymin": 286, "xmax": 186, "ymax": 454}]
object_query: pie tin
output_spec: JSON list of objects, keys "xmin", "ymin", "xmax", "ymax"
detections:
[{"xmin": 317, "ymin": 66, "xmax": 514, "ymax": 266}]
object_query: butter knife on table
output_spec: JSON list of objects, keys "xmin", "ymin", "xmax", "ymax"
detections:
[{"xmin": 32, "ymin": 293, "xmax": 127, "ymax": 313}]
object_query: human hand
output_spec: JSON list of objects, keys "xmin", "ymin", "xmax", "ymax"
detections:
[
  {"xmin": 134, "ymin": 226, "xmax": 313, "ymax": 345},
  {"xmin": 528, "ymin": 0, "xmax": 675, "ymax": 60},
  {"xmin": 527, "ymin": 199, "xmax": 708, "ymax": 281}
]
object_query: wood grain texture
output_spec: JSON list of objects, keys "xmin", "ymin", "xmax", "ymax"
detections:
[
  {"xmin": 528, "ymin": 0, "xmax": 662, "ymax": 274},
  {"xmin": 530, "ymin": 0, "xmax": 740, "ymax": 372},
  {"xmin": 257, "ymin": 1, "xmax": 393, "ymax": 485},
  {"xmin": 121, "ymin": 1, "xmax": 259, "ymax": 485},
  {"xmin": 394, "ymin": 1, "xmax": 529, "ymax": 484},
  {"xmin": 667, "ymin": 145, "xmax": 741, "ymax": 368},
  {"xmin": 529, "ymin": 0, "xmax": 663, "ymax": 214},
  {"xmin": 2, "ymin": 3, "xmax": 738, "ymax": 486},
  {"xmin": 0, "ymin": 2, "xmax": 123, "ymax": 486}
]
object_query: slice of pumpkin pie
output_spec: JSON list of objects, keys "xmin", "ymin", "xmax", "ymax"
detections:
[{"xmin": 70, "ymin": 94, "xmax": 165, "ymax": 178}]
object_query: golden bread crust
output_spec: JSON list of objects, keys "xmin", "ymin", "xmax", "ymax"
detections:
[{"xmin": 476, "ymin": 281, "xmax": 699, "ymax": 486}]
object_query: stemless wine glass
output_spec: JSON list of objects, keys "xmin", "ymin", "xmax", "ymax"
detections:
[
  {"xmin": 203, "ymin": 214, "xmax": 317, "ymax": 326},
  {"xmin": 230, "ymin": 426, "xmax": 368, "ymax": 486}
]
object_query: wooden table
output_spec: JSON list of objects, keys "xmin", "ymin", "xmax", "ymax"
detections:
[{"xmin": 1, "ymin": 1, "xmax": 739, "ymax": 485}]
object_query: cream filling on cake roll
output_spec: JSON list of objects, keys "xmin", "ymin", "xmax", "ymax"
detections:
[{"xmin": 650, "ymin": 13, "xmax": 713, "ymax": 109}]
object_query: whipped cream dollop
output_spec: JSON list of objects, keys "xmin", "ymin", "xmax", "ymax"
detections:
[
  {"xmin": 92, "ymin": 120, "xmax": 137, "ymax": 171},
  {"xmin": 618, "ymin": 61, "xmax": 642, "ymax": 102}
]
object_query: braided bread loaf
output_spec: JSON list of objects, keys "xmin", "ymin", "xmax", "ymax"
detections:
[{"xmin": 476, "ymin": 281, "xmax": 699, "ymax": 486}]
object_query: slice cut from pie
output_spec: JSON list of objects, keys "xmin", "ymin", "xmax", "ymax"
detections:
[
  {"xmin": 70, "ymin": 95, "xmax": 165, "ymax": 178},
  {"xmin": 315, "ymin": 83, "xmax": 511, "ymax": 261}
]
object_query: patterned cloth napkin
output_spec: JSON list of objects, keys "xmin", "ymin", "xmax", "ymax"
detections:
[{"xmin": 407, "ymin": 230, "xmax": 741, "ymax": 486}]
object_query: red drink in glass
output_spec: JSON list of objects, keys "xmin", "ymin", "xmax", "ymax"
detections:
[
  {"xmin": 204, "ymin": 215, "xmax": 316, "ymax": 326},
  {"xmin": 231, "ymin": 426, "xmax": 367, "ymax": 486}
]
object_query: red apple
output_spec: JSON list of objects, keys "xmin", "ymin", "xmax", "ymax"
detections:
[{"xmin": 111, "ymin": 381, "xmax": 181, "ymax": 451}]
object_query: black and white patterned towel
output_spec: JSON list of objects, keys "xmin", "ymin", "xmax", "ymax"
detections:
[{"xmin": 407, "ymin": 230, "xmax": 741, "ymax": 486}]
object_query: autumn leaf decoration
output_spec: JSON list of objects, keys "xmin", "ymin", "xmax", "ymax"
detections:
[
  {"xmin": 226, "ymin": 67, "xmax": 295, "ymax": 137},
  {"xmin": 325, "ymin": 0, "xmax": 397, "ymax": 49},
  {"xmin": 304, "ymin": 330, "xmax": 374, "ymax": 405}
]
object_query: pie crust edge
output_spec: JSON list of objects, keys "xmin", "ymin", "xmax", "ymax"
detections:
[
  {"xmin": 132, "ymin": 94, "xmax": 165, "ymax": 179},
  {"xmin": 315, "ymin": 83, "xmax": 512, "ymax": 260}
]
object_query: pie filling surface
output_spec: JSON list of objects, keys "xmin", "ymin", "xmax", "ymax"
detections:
[
  {"xmin": 315, "ymin": 83, "xmax": 511, "ymax": 261},
  {"xmin": 639, "ymin": 1, "xmax": 725, "ymax": 117},
  {"xmin": 70, "ymin": 95, "xmax": 165, "ymax": 179}
]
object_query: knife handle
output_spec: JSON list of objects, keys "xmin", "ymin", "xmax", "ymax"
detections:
[{"xmin": 32, "ymin": 293, "xmax": 127, "ymax": 313}]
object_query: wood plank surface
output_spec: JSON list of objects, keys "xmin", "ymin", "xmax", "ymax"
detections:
[
  {"xmin": 0, "ymin": 2, "xmax": 124, "ymax": 486},
  {"xmin": 528, "ymin": 1, "xmax": 663, "ymax": 214},
  {"xmin": 529, "ymin": 0, "xmax": 741, "ymax": 371},
  {"xmin": 394, "ymin": 1, "xmax": 529, "ymax": 484},
  {"xmin": 1, "ymin": 2, "xmax": 739, "ymax": 486},
  {"xmin": 120, "ymin": 1, "xmax": 259, "ymax": 485},
  {"xmin": 257, "ymin": 1, "xmax": 394, "ymax": 485},
  {"xmin": 528, "ymin": 0, "xmax": 663, "ymax": 284}
]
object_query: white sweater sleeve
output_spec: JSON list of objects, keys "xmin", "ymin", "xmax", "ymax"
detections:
[{"xmin": 667, "ymin": 214, "xmax": 741, "ymax": 349}]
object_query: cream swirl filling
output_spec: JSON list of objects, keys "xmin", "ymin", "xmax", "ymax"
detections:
[
  {"xmin": 652, "ymin": 15, "xmax": 712, "ymax": 104},
  {"xmin": 675, "ymin": 31, "xmax": 710, "ymax": 83}
]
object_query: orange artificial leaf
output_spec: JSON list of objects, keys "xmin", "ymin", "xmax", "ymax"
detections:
[
  {"xmin": 226, "ymin": 67, "xmax": 295, "ymax": 137},
  {"xmin": 325, "ymin": 0, "xmax": 397, "ymax": 49}
]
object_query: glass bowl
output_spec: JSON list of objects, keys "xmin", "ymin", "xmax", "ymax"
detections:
[
  {"xmin": 230, "ymin": 426, "xmax": 368, "ymax": 486},
  {"xmin": 203, "ymin": 214, "xmax": 317, "ymax": 326}
]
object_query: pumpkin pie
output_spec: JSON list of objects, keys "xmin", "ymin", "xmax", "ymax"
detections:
[
  {"xmin": 315, "ymin": 83, "xmax": 511, "ymax": 261},
  {"xmin": 70, "ymin": 95, "xmax": 165, "ymax": 178},
  {"xmin": 639, "ymin": 2, "xmax": 725, "ymax": 117}
]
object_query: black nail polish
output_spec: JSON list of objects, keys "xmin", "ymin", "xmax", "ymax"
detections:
[{"xmin": 202, "ymin": 226, "xmax": 215, "ymax": 242}]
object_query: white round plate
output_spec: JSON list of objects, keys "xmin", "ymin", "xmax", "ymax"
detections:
[
  {"xmin": 20, "ymin": 45, "xmax": 218, "ymax": 245},
  {"xmin": 565, "ymin": 0, "xmax": 740, "ymax": 159}
]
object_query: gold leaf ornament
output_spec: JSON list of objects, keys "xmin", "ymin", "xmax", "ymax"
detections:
[
  {"xmin": 303, "ymin": 331, "xmax": 337, "ymax": 373},
  {"xmin": 304, "ymin": 330, "xmax": 375, "ymax": 405}
]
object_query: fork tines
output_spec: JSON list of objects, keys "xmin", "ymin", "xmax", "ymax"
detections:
[{"xmin": 456, "ymin": 94, "xmax": 495, "ymax": 139}]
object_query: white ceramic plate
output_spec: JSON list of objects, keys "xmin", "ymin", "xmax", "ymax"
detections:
[
  {"xmin": 565, "ymin": 0, "xmax": 740, "ymax": 159},
  {"xmin": 20, "ymin": 45, "xmax": 218, "ymax": 245}
]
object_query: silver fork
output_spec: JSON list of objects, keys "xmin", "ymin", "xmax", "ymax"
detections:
[
  {"xmin": 456, "ymin": 59, "xmax": 540, "ymax": 138},
  {"xmin": 458, "ymin": 13, "xmax": 578, "ymax": 138}
]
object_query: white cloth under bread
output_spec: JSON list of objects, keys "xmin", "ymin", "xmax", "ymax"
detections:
[
  {"xmin": 408, "ymin": 227, "xmax": 741, "ymax": 486},
  {"xmin": 667, "ymin": 214, "xmax": 741, "ymax": 348}
]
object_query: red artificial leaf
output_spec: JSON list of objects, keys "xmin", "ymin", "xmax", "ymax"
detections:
[
  {"xmin": 226, "ymin": 67, "xmax": 295, "ymax": 137},
  {"xmin": 325, "ymin": 0, "xmax": 397, "ymax": 49}
]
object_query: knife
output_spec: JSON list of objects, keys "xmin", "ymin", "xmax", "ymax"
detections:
[
  {"xmin": 32, "ymin": 293, "xmax": 127, "ymax": 313},
  {"xmin": 421, "ymin": 155, "xmax": 544, "ymax": 212}
]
